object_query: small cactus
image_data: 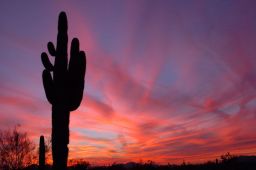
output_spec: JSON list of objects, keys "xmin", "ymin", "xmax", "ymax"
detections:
[
  {"xmin": 41, "ymin": 11, "xmax": 86, "ymax": 170},
  {"xmin": 39, "ymin": 136, "xmax": 45, "ymax": 170}
]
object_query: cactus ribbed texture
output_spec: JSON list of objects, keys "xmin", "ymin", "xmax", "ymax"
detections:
[
  {"xmin": 39, "ymin": 135, "xmax": 45, "ymax": 170},
  {"xmin": 41, "ymin": 11, "xmax": 86, "ymax": 170}
]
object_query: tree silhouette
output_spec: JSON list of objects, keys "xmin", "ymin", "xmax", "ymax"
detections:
[
  {"xmin": 41, "ymin": 11, "xmax": 86, "ymax": 170},
  {"xmin": 0, "ymin": 126, "xmax": 35, "ymax": 169}
]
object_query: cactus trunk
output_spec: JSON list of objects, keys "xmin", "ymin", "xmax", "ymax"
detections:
[
  {"xmin": 52, "ymin": 107, "xmax": 69, "ymax": 170},
  {"xmin": 39, "ymin": 136, "xmax": 45, "ymax": 170}
]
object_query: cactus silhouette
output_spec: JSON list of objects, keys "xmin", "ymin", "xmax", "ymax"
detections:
[
  {"xmin": 41, "ymin": 11, "xmax": 86, "ymax": 170},
  {"xmin": 39, "ymin": 135, "xmax": 45, "ymax": 170}
]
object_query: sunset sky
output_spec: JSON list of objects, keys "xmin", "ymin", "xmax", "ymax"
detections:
[{"xmin": 1, "ymin": 0, "xmax": 256, "ymax": 165}]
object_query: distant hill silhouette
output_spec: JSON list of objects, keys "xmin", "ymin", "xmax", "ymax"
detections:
[{"xmin": 235, "ymin": 156, "xmax": 256, "ymax": 163}]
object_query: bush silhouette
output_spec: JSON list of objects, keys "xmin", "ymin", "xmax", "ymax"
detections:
[{"xmin": 41, "ymin": 11, "xmax": 86, "ymax": 170}]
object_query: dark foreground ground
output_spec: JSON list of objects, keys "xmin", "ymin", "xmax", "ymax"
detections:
[{"xmin": 23, "ymin": 156, "xmax": 256, "ymax": 170}]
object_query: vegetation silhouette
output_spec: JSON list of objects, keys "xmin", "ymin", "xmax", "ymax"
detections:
[
  {"xmin": 1, "ymin": 128, "xmax": 254, "ymax": 170},
  {"xmin": 0, "ymin": 126, "xmax": 35, "ymax": 169},
  {"xmin": 41, "ymin": 11, "xmax": 86, "ymax": 170},
  {"xmin": 39, "ymin": 136, "xmax": 45, "ymax": 170},
  {"xmin": 23, "ymin": 155, "xmax": 256, "ymax": 170}
]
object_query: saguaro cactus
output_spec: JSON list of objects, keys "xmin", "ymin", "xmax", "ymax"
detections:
[
  {"xmin": 39, "ymin": 135, "xmax": 45, "ymax": 170},
  {"xmin": 41, "ymin": 12, "xmax": 86, "ymax": 170}
]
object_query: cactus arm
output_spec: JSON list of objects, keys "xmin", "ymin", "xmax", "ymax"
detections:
[
  {"xmin": 41, "ymin": 52, "xmax": 54, "ymax": 71},
  {"xmin": 42, "ymin": 70, "xmax": 55, "ymax": 105},
  {"xmin": 68, "ymin": 39, "xmax": 86, "ymax": 111},
  {"xmin": 47, "ymin": 42, "xmax": 56, "ymax": 56}
]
